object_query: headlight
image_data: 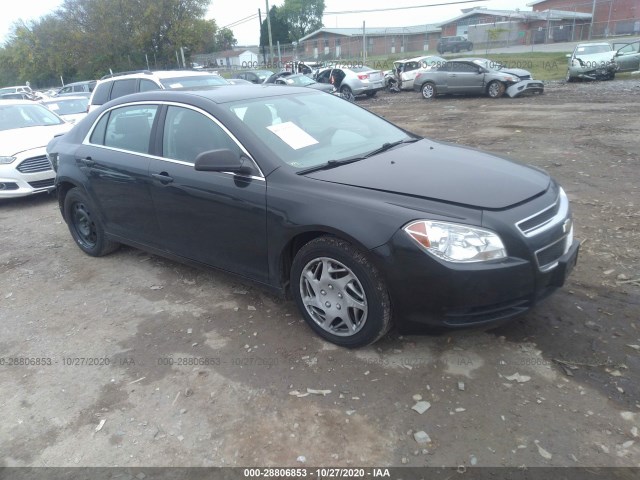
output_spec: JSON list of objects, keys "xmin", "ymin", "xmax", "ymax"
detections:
[
  {"xmin": 404, "ymin": 220, "xmax": 507, "ymax": 263},
  {"xmin": 0, "ymin": 156, "xmax": 17, "ymax": 164}
]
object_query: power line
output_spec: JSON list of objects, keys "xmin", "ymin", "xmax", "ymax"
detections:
[
  {"xmin": 223, "ymin": 13, "xmax": 258, "ymax": 29},
  {"xmin": 325, "ymin": 0, "xmax": 487, "ymax": 15}
]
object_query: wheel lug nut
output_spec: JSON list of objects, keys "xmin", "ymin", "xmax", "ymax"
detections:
[
  {"xmin": 328, "ymin": 285, "xmax": 333, "ymax": 290},
  {"xmin": 336, "ymin": 304, "xmax": 341, "ymax": 310},
  {"xmin": 321, "ymin": 290, "xmax": 326, "ymax": 295},
  {"xmin": 338, "ymin": 293, "xmax": 343, "ymax": 299},
  {"xmin": 325, "ymin": 302, "xmax": 331, "ymax": 308}
]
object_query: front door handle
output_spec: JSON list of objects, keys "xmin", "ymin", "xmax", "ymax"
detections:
[{"xmin": 151, "ymin": 172, "xmax": 174, "ymax": 184}]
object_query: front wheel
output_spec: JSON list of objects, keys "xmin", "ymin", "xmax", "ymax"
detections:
[
  {"xmin": 565, "ymin": 69, "xmax": 574, "ymax": 83},
  {"xmin": 421, "ymin": 82, "xmax": 436, "ymax": 99},
  {"xmin": 487, "ymin": 80, "xmax": 505, "ymax": 98},
  {"xmin": 64, "ymin": 188, "xmax": 119, "ymax": 256},
  {"xmin": 291, "ymin": 237, "xmax": 392, "ymax": 348}
]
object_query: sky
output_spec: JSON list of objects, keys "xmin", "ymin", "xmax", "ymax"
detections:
[{"xmin": 1, "ymin": 0, "xmax": 535, "ymax": 46}]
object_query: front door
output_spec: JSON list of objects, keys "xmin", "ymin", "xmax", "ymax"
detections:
[{"xmin": 148, "ymin": 105, "xmax": 269, "ymax": 283}]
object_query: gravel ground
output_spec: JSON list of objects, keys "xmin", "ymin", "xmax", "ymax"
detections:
[{"xmin": 0, "ymin": 78, "xmax": 639, "ymax": 468}]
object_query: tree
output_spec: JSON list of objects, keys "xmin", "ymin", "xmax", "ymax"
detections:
[
  {"xmin": 260, "ymin": 6, "xmax": 288, "ymax": 48},
  {"xmin": 280, "ymin": 0, "xmax": 324, "ymax": 42},
  {"xmin": 214, "ymin": 27, "xmax": 237, "ymax": 51}
]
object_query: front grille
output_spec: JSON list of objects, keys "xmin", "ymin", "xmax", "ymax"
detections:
[
  {"xmin": 28, "ymin": 178, "xmax": 55, "ymax": 189},
  {"xmin": 535, "ymin": 235, "xmax": 569, "ymax": 271},
  {"xmin": 517, "ymin": 201, "xmax": 559, "ymax": 235},
  {"xmin": 0, "ymin": 182, "xmax": 19, "ymax": 191},
  {"xmin": 16, "ymin": 155, "xmax": 52, "ymax": 173}
]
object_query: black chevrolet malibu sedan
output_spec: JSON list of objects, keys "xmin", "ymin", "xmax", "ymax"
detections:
[{"xmin": 47, "ymin": 85, "xmax": 579, "ymax": 347}]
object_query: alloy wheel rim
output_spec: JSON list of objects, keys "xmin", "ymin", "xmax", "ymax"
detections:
[
  {"xmin": 423, "ymin": 84, "xmax": 434, "ymax": 98},
  {"xmin": 299, "ymin": 257, "xmax": 368, "ymax": 337},
  {"xmin": 489, "ymin": 82, "xmax": 500, "ymax": 97}
]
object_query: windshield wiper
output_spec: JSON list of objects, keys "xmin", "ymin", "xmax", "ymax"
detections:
[
  {"xmin": 362, "ymin": 138, "xmax": 419, "ymax": 158},
  {"xmin": 295, "ymin": 138, "xmax": 419, "ymax": 175},
  {"xmin": 296, "ymin": 155, "xmax": 366, "ymax": 175}
]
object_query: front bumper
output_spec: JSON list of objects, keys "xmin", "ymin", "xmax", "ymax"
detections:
[
  {"xmin": 0, "ymin": 147, "xmax": 56, "ymax": 198},
  {"xmin": 506, "ymin": 80, "xmax": 544, "ymax": 98},
  {"xmin": 568, "ymin": 64, "xmax": 617, "ymax": 80},
  {"xmin": 370, "ymin": 231, "xmax": 579, "ymax": 329}
]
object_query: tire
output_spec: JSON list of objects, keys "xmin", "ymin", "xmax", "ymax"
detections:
[
  {"xmin": 340, "ymin": 85, "xmax": 355, "ymax": 102},
  {"xmin": 290, "ymin": 236, "xmax": 392, "ymax": 348},
  {"xmin": 468, "ymin": 43, "xmax": 473, "ymax": 51},
  {"xmin": 487, "ymin": 80, "xmax": 505, "ymax": 98},
  {"xmin": 565, "ymin": 69, "xmax": 574, "ymax": 83},
  {"xmin": 365, "ymin": 91, "xmax": 377, "ymax": 98},
  {"xmin": 421, "ymin": 82, "xmax": 436, "ymax": 99},
  {"xmin": 64, "ymin": 187, "xmax": 119, "ymax": 257},
  {"xmin": 608, "ymin": 72, "xmax": 616, "ymax": 81}
]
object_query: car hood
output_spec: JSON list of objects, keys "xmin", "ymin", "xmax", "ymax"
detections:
[
  {"xmin": 500, "ymin": 67, "xmax": 532, "ymax": 79},
  {"xmin": 575, "ymin": 52, "xmax": 614, "ymax": 63},
  {"xmin": 0, "ymin": 123, "xmax": 72, "ymax": 156},
  {"xmin": 304, "ymin": 139, "xmax": 550, "ymax": 210}
]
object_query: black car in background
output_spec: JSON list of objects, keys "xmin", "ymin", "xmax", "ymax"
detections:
[
  {"xmin": 437, "ymin": 36, "xmax": 474, "ymax": 54},
  {"xmin": 47, "ymin": 86, "xmax": 579, "ymax": 347}
]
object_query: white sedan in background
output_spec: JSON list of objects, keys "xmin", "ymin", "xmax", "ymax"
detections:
[
  {"xmin": 42, "ymin": 95, "xmax": 89, "ymax": 123},
  {"xmin": 0, "ymin": 100, "xmax": 72, "ymax": 198}
]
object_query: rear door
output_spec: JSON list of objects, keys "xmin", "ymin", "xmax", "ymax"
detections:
[
  {"xmin": 148, "ymin": 105, "xmax": 269, "ymax": 282},
  {"xmin": 80, "ymin": 104, "xmax": 160, "ymax": 245}
]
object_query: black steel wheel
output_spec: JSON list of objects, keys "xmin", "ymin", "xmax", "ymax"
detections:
[
  {"xmin": 64, "ymin": 188, "xmax": 119, "ymax": 256},
  {"xmin": 291, "ymin": 236, "xmax": 391, "ymax": 348}
]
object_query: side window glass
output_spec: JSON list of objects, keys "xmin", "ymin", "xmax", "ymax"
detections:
[
  {"xmin": 89, "ymin": 112, "xmax": 110, "ymax": 145},
  {"xmin": 110, "ymin": 79, "xmax": 137, "ymax": 101},
  {"xmin": 103, "ymin": 105, "xmax": 158, "ymax": 154},
  {"xmin": 140, "ymin": 79, "xmax": 161, "ymax": 92},
  {"xmin": 163, "ymin": 106, "xmax": 241, "ymax": 164},
  {"xmin": 91, "ymin": 82, "xmax": 111, "ymax": 106}
]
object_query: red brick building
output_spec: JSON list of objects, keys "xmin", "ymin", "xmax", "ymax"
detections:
[
  {"xmin": 528, "ymin": 0, "xmax": 640, "ymax": 37},
  {"xmin": 298, "ymin": 25, "xmax": 441, "ymax": 61}
]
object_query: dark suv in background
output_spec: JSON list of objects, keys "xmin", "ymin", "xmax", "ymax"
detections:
[{"xmin": 437, "ymin": 36, "xmax": 474, "ymax": 54}]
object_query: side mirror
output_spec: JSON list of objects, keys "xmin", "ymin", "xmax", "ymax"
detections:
[{"xmin": 194, "ymin": 149, "xmax": 252, "ymax": 174}]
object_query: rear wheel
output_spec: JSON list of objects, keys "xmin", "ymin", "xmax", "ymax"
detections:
[
  {"xmin": 291, "ymin": 237, "xmax": 392, "ymax": 348},
  {"xmin": 64, "ymin": 188, "xmax": 119, "ymax": 257},
  {"xmin": 340, "ymin": 85, "xmax": 355, "ymax": 102},
  {"xmin": 487, "ymin": 80, "xmax": 505, "ymax": 98},
  {"xmin": 365, "ymin": 91, "xmax": 377, "ymax": 98},
  {"xmin": 421, "ymin": 82, "xmax": 436, "ymax": 99}
]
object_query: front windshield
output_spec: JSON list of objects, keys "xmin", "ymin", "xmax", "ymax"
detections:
[
  {"xmin": 576, "ymin": 45, "xmax": 612, "ymax": 55},
  {"xmin": 0, "ymin": 103, "xmax": 64, "ymax": 131},
  {"xmin": 228, "ymin": 92, "xmax": 412, "ymax": 170},
  {"xmin": 160, "ymin": 75, "xmax": 228, "ymax": 88}
]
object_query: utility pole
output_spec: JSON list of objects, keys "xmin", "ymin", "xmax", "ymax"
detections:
[
  {"xmin": 266, "ymin": 0, "xmax": 274, "ymax": 63},
  {"xmin": 362, "ymin": 21, "xmax": 366, "ymax": 64},
  {"xmin": 258, "ymin": 8, "xmax": 266, "ymax": 65},
  {"xmin": 588, "ymin": 0, "xmax": 596, "ymax": 39}
]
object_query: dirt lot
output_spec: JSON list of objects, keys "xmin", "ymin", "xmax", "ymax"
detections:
[{"xmin": 1, "ymin": 79, "xmax": 639, "ymax": 469}]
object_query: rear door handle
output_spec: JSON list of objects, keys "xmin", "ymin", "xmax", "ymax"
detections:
[
  {"xmin": 151, "ymin": 172, "xmax": 174, "ymax": 184},
  {"xmin": 79, "ymin": 156, "xmax": 94, "ymax": 167}
]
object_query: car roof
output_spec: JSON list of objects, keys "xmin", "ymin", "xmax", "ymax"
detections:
[
  {"xmin": 107, "ymin": 84, "xmax": 317, "ymax": 105},
  {"xmin": 43, "ymin": 95, "xmax": 89, "ymax": 102},
  {"xmin": 152, "ymin": 70, "xmax": 224, "ymax": 79},
  {"xmin": 576, "ymin": 42, "xmax": 611, "ymax": 47},
  {"xmin": 64, "ymin": 80, "xmax": 96, "ymax": 85}
]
